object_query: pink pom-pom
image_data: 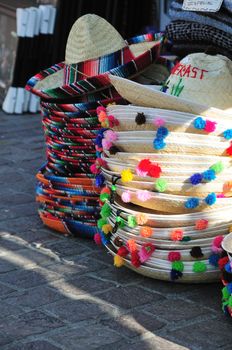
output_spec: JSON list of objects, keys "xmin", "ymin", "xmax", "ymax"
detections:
[
  {"xmin": 153, "ymin": 118, "xmax": 166, "ymax": 127},
  {"xmin": 136, "ymin": 190, "xmax": 152, "ymax": 202},
  {"xmin": 94, "ymin": 233, "xmax": 102, "ymax": 245},
  {"xmin": 102, "ymin": 139, "xmax": 112, "ymax": 150},
  {"xmin": 90, "ymin": 164, "xmax": 99, "ymax": 174},
  {"xmin": 212, "ymin": 245, "xmax": 222, "ymax": 254},
  {"xmin": 213, "ymin": 235, "xmax": 223, "ymax": 248},
  {"xmin": 108, "ymin": 115, "xmax": 119, "ymax": 127},
  {"xmin": 168, "ymin": 252, "xmax": 181, "ymax": 262},
  {"xmin": 96, "ymin": 106, "xmax": 106, "ymax": 114},
  {"xmin": 104, "ymin": 130, "xmax": 118, "ymax": 142},
  {"xmin": 121, "ymin": 190, "xmax": 131, "ymax": 203},
  {"xmin": 204, "ymin": 120, "xmax": 217, "ymax": 133},
  {"xmin": 217, "ymin": 193, "xmax": 225, "ymax": 198},
  {"xmin": 138, "ymin": 243, "xmax": 155, "ymax": 263}
]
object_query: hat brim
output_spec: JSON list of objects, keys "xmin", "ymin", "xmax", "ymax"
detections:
[
  {"xmin": 109, "ymin": 75, "xmax": 232, "ymax": 119},
  {"xmin": 26, "ymin": 39, "xmax": 163, "ymax": 100}
]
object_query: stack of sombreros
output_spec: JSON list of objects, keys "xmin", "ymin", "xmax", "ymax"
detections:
[
  {"xmin": 94, "ymin": 52, "xmax": 232, "ymax": 281},
  {"xmin": 219, "ymin": 232, "xmax": 232, "ymax": 316},
  {"xmin": 26, "ymin": 14, "xmax": 170, "ymax": 238}
]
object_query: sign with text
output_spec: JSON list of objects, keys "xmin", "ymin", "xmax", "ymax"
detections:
[{"xmin": 182, "ymin": 0, "xmax": 223, "ymax": 12}]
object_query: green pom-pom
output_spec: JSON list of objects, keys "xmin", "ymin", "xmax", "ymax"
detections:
[
  {"xmin": 172, "ymin": 261, "xmax": 184, "ymax": 272},
  {"xmin": 97, "ymin": 218, "xmax": 107, "ymax": 229},
  {"xmin": 193, "ymin": 261, "xmax": 207, "ymax": 273},
  {"xmin": 155, "ymin": 178, "xmax": 167, "ymax": 192},
  {"xmin": 181, "ymin": 236, "xmax": 191, "ymax": 242},
  {"xmin": 111, "ymin": 184, "xmax": 116, "ymax": 191},
  {"xmin": 222, "ymin": 286, "xmax": 230, "ymax": 301},
  {"xmin": 100, "ymin": 193, "xmax": 110, "ymax": 202},
  {"xmin": 100, "ymin": 203, "xmax": 111, "ymax": 218},
  {"xmin": 210, "ymin": 161, "xmax": 224, "ymax": 174},
  {"xmin": 116, "ymin": 216, "xmax": 125, "ymax": 228},
  {"xmin": 228, "ymin": 295, "xmax": 232, "ymax": 308},
  {"xmin": 128, "ymin": 215, "xmax": 137, "ymax": 228}
]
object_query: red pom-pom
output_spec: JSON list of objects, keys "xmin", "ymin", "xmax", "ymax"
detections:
[
  {"xmin": 168, "ymin": 252, "xmax": 181, "ymax": 262},
  {"xmin": 100, "ymin": 186, "xmax": 111, "ymax": 195},
  {"xmin": 148, "ymin": 163, "xmax": 162, "ymax": 178},
  {"xmin": 226, "ymin": 143, "xmax": 232, "ymax": 156},
  {"xmin": 218, "ymin": 256, "xmax": 229, "ymax": 270},
  {"xmin": 213, "ymin": 235, "xmax": 223, "ymax": 248},
  {"xmin": 117, "ymin": 246, "xmax": 129, "ymax": 257},
  {"xmin": 131, "ymin": 251, "xmax": 141, "ymax": 268},
  {"xmin": 137, "ymin": 159, "xmax": 152, "ymax": 172},
  {"xmin": 94, "ymin": 233, "xmax": 102, "ymax": 245}
]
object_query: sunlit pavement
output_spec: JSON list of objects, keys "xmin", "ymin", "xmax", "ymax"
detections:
[{"xmin": 0, "ymin": 111, "xmax": 231, "ymax": 350}]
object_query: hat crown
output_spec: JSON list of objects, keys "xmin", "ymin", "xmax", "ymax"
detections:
[
  {"xmin": 65, "ymin": 14, "xmax": 126, "ymax": 64},
  {"xmin": 166, "ymin": 53, "xmax": 232, "ymax": 110}
]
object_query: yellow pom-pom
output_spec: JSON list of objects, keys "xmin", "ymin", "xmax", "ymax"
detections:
[
  {"xmin": 114, "ymin": 254, "xmax": 124, "ymax": 267},
  {"xmin": 102, "ymin": 224, "xmax": 113, "ymax": 235},
  {"xmin": 121, "ymin": 169, "xmax": 134, "ymax": 182}
]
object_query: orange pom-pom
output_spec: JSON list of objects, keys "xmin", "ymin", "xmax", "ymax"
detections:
[
  {"xmin": 127, "ymin": 239, "xmax": 137, "ymax": 253},
  {"xmin": 98, "ymin": 111, "xmax": 107, "ymax": 122},
  {"xmin": 140, "ymin": 226, "xmax": 153, "ymax": 238},
  {"xmin": 170, "ymin": 229, "xmax": 183, "ymax": 241}
]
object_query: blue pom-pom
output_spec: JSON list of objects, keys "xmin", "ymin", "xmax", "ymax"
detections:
[
  {"xmin": 208, "ymin": 253, "xmax": 220, "ymax": 267},
  {"xmin": 202, "ymin": 169, "xmax": 216, "ymax": 181},
  {"xmin": 205, "ymin": 192, "xmax": 216, "ymax": 206},
  {"xmin": 96, "ymin": 151, "xmax": 101, "ymax": 158},
  {"xmin": 153, "ymin": 138, "xmax": 166, "ymax": 150},
  {"xmin": 100, "ymin": 231, "xmax": 109, "ymax": 245},
  {"xmin": 227, "ymin": 283, "xmax": 232, "ymax": 294},
  {"xmin": 223, "ymin": 129, "xmax": 232, "ymax": 140},
  {"xmin": 170, "ymin": 269, "xmax": 183, "ymax": 281},
  {"xmin": 95, "ymin": 134, "xmax": 103, "ymax": 147},
  {"xmin": 225, "ymin": 262, "xmax": 232, "ymax": 274},
  {"xmin": 96, "ymin": 174, "xmax": 105, "ymax": 187},
  {"xmin": 190, "ymin": 173, "xmax": 203, "ymax": 185},
  {"xmin": 156, "ymin": 126, "xmax": 169, "ymax": 139},
  {"xmin": 193, "ymin": 117, "xmax": 206, "ymax": 130},
  {"xmin": 98, "ymin": 128, "xmax": 108, "ymax": 136},
  {"xmin": 185, "ymin": 197, "xmax": 199, "ymax": 209}
]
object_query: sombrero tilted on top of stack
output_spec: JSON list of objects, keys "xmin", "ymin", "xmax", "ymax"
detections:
[{"xmin": 93, "ymin": 52, "xmax": 232, "ymax": 282}]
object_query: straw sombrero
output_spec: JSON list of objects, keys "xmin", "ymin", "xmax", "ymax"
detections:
[
  {"xmin": 109, "ymin": 53, "xmax": 232, "ymax": 116},
  {"xmin": 94, "ymin": 199, "xmax": 230, "ymax": 282},
  {"xmin": 25, "ymin": 14, "xmax": 165, "ymax": 100}
]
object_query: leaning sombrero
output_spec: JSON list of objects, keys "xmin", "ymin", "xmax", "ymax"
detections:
[
  {"xmin": 109, "ymin": 53, "xmax": 232, "ymax": 115},
  {"xmin": 25, "ymin": 14, "xmax": 166, "ymax": 100}
]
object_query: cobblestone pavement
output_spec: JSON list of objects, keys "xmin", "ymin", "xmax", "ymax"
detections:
[{"xmin": 0, "ymin": 110, "xmax": 231, "ymax": 350}]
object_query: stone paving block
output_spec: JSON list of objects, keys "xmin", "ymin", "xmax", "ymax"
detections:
[
  {"xmin": 143, "ymin": 299, "xmax": 211, "ymax": 322},
  {"xmin": 0, "ymin": 202, "xmax": 37, "ymax": 221},
  {"xmin": 7, "ymin": 340, "xmax": 62, "ymax": 350},
  {"xmin": 0, "ymin": 267, "xmax": 61, "ymax": 290},
  {"xmin": 0, "ymin": 300, "xmax": 24, "ymax": 318},
  {"xmin": 0, "ymin": 258, "xmax": 18, "ymax": 273},
  {"xmin": 42, "ymin": 239, "xmax": 90, "ymax": 258},
  {"xmin": 166, "ymin": 317, "xmax": 232, "ymax": 349},
  {"xmin": 0, "ymin": 282, "xmax": 16, "ymax": 296},
  {"xmin": 101, "ymin": 309, "xmax": 166, "ymax": 338},
  {"xmin": 0, "ymin": 310, "xmax": 64, "ymax": 340},
  {"xmin": 185, "ymin": 283, "xmax": 221, "ymax": 311},
  {"xmin": 97, "ymin": 285, "xmax": 164, "ymax": 309},
  {"xmin": 42, "ymin": 297, "xmax": 116, "ymax": 323},
  {"xmin": 110, "ymin": 336, "xmax": 189, "ymax": 350},
  {"xmin": 48, "ymin": 324, "xmax": 122, "ymax": 350},
  {"xmin": 0, "ymin": 333, "xmax": 15, "ymax": 347},
  {"xmin": 50, "ymin": 275, "xmax": 114, "ymax": 296},
  {"xmin": 3, "ymin": 285, "xmax": 65, "ymax": 310},
  {"xmin": 0, "ymin": 215, "xmax": 44, "ymax": 233},
  {"xmin": 0, "ymin": 193, "xmax": 34, "ymax": 208},
  {"xmin": 92, "ymin": 265, "xmax": 144, "ymax": 285}
]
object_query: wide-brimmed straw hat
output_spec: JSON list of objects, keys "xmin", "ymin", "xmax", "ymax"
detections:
[
  {"xmin": 26, "ymin": 14, "xmax": 165, "ymax": 100},
  {"xmin": 95, "ymin": 199, "xmax": 230, "ymax": 282},
  {"xmin": 109, "ymin": 53, "xmax": 232, "ymax": 116}
]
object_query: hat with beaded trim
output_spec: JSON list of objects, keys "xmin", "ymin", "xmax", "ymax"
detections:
[{"xmin": 25, "ymin": 14, "xmax": 165, "ymax": 100}]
